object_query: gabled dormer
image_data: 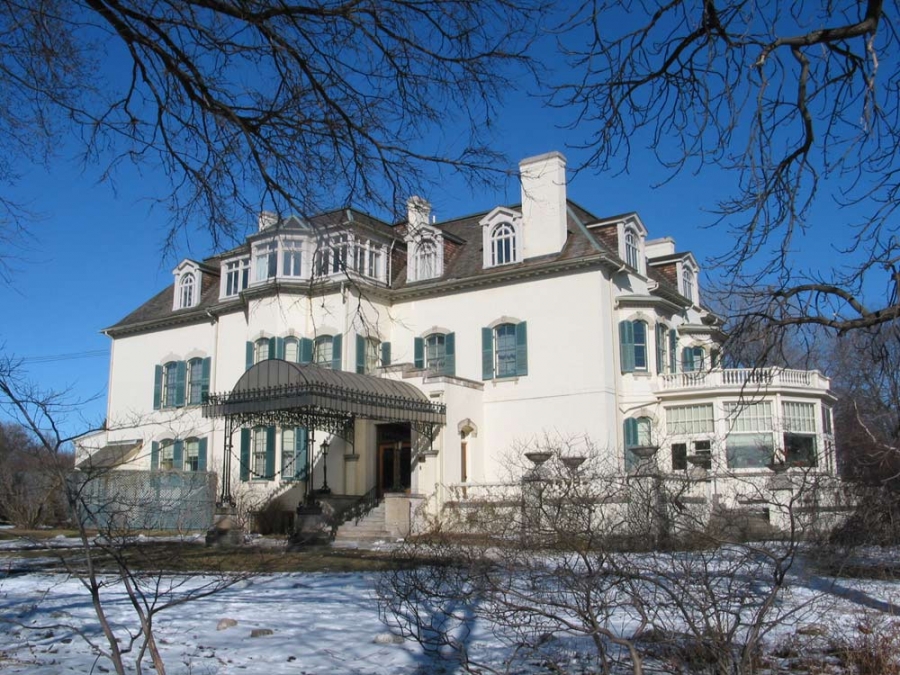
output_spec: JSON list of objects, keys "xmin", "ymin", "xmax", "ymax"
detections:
[
  {"xmin": 647, "ymin": 246, "xmax": 701, "ymax": 307},
  {"xmin": 405, "ymin": 196, "xmax": 444, "ymax": 282},
  {"xmin": 480, "ymin": 206, "xmax": 523, "ymax": 268},
  {"xmin": 172, "ymin": 260, "xmax": 203, "ymax": 310},
  {"xmin": 588, "ymin": 212, "xmax": 648, "ymax": 275}
]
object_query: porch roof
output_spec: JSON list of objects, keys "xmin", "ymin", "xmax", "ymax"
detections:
[{"xmin": 202, "ymin": 360, "xmax": 446, "ymax": 426}]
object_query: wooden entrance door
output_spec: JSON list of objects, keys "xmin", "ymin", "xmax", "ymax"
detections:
[{"xmin": 378, "ymin": 442, "xmax": 411, "ymax": 497}]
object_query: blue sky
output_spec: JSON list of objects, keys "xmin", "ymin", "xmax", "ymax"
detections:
[{"xmin": 0, "ymin": 13, "xmax": 870, "ymax": 439}]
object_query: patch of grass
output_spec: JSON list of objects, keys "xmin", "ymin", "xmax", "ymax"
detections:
[{"xmin": 832, "ymin": 616, "xmax": 900, "ymax": 675}]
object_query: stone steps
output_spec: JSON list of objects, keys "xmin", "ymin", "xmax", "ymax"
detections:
[{"xmin": 333, "ymin": 503, "xmax": 393, "ymax": 544}]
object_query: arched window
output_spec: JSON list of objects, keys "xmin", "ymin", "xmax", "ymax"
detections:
[
  {"xmin": 254, "ymin": 338, "xmax": 271, "ymax": 364},
  {"xmin": 625, "ymin": 229, "xmax": 640, "ymax": 269},
  {"xmin": 179, "ymin": 273, "xmax": 195, "ymax": 309},
  {"xmin": 491, "ymin": 222, "xmax": 517, "ymax": 266},
  {"xmin": 624, "ymin": 417, "xmax": 653, "ymax": 471},
  {"xmin": 425, "ymin": 333, "xmax": 446, "ymax": 372},
  {"xmin": 284, "ymin": 337, "xmax": 299, "ymax": 363},
  {"xmin": 314, "ymin": 335, "xmax": 334, "ymax": 368},
  {"xmin": 416, "ymin": 240, "xmax": 438, "ymax": 280},
  {"xmin": 682, "ymin": 267, "xmax": 695, "ymax": 303}
]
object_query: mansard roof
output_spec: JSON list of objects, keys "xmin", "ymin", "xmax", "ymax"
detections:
[{"xmin": 102, "ymin": 199, "xmax": 703, "ymax": 336}]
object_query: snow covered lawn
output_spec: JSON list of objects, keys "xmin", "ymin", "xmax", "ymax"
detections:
[{"xmin": 1, "ymin": 542, "xmax": 900, "ymax": 674}]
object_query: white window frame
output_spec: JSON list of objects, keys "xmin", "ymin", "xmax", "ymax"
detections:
[
  {"xmin": 178, "ymin": 273, "xmax": 195, "ymax": 309},
  {"xmin": 159, "ymin": 440, "xmax": 175, "ymax": 471},
  {"xmin": 254, "ymin": 240, "xmax": 278, "ymax": 282},
  {"xmin": 282, "ymin": 239, "xmax": 303, "ymax": 278},
  {"xmin": 725, "ymin": 401, "xmax": 774, "ymax": 468},
  {"xmin": 187, "ymin": 358, "xmax": 204, "ymax": 405},
  {"xmin": 363, "ymin": 337, "xmax": 380, "ymax": 374},
  {"xmin": 479, "ymin": 207, "xmax": 523, "ymax": 269},
  {"xmin": 252, "ymin": 427, "xmax": 267, "ymax": 478},
  {"xmin": 624, "ymin": 229, "xmax": 640, "ymax": 269},
  {"xmin": 162, "ymin": 361, "xmax": 178, "ymax": 408},
  {"xmin": 666, "ymin": 404, "xmax": 715, "ymax": 436},
  {"xmin": 491, "ymin": 222, "xmax": 517, "ymax": 266},
  {"xmin": 314, "ymin": 335, "xmax": 333, "ymax": 368},
  {"xmin": 222, "ymin": 257, "xmax": 250, "ymax": 297},
  {"xmin": 184, "ymin": 438, "xmax": 200, "ymax": 472},
  {"xmin": 254, "ymin": 338, "xmax": 270, "ymax": 365}
]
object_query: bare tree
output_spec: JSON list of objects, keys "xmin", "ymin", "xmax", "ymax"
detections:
[
  {"xmin": 379, "ymin": 435, "xmax": 826, "ymax": 674},
  {"xmin": 0, "ymin": 354, "xmax": 246, "ymax": 675},
  {"xmin": 555, "ymin": 1, "xmax": 897, "ymax": 335},
  {"xmin": 0, "ymin": 0, "xmax": 543, "ymax": 264}
]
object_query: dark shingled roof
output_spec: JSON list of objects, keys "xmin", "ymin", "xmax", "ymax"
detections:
[{"xmin": 105, "ymin": 200, "xmax": 705, "ymax": 334}]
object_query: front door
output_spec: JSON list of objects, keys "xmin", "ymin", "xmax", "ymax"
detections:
[{"xmin": 378, "ymin": 442, "xmax": 411, "ymax": 497}]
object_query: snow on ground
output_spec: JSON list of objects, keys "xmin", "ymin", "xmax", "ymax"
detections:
[{"xmin": 0, "ymin": 545, "xmax": 899, "ymax": 674}]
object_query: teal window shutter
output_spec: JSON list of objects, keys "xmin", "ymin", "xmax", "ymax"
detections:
[
  {"xmin": 173, "ymin": 440, "xmax": 184, "ymax": 471},
  {"xmin": 200, "ymin": 357, "xmax": 211, "ymax": 402},
  {"xmin": 656, "ymin": 324, "xmax": 666, "ymax": 374},
  {"xmin": 267, "ymin": 337, "xmax": 276, "ymax": 360},
  {"xmin": 174, "ymin": 361, "xmax": 187, "ymax": 407},
  {"xmin": 240, "ymin": 429, "xmax": 250, "ymax": 481},
  {"xmin": 275, "ymin": 337, "xmax": 285, "ymax": 360},
  {"xmin": 623, "ymin": 418, "xmax": 639, "ymax": 471},
  {"xmin": 153, "ymin": 365, "xmax": 163, "ymax": 410},
  {"xmin": 619, "ymin": 321, "xmax": 635, "ymax": 373},
  {"xmin": 297, "ymin": 427, "xmax": 308, "ymax": 480},
  {"xmin": 515, "ymin": 322, "xmax": 528, "ymax": 376},
  {"xmin": 198, "ymin": 438, "xmax": 208, "ymax": 472},
  {"xmin": 331, "ymin": 334, "xmax": 343, "ymax": 371},
  {"xmin": 481, "ymin": 327, "xmax": 494, "ymax": 380},
  {"xmin": 682, "ymin": 347, "xmax": 695, "ymax": 372},
  {"xmin": 300, "ymin": 338, "xmax": 313, "ymax": 364},
  {"xmin": 414, "ymin": 337, "xmax": 424, "ymax": 369},
  {"xmin": 245, "ymin": 341, "xmax": 254, "ymax": 370},
  {"xmin": 151, "ymin": 441, "xmax": 159, "ymax": 471},
  {"xmin": 356, "ymin": 334, "xmax": 366, "ymax": 374},
  {"xmin": 265, "ymin": 426, "xmax": 276, "ymax": 480},
  {"xmin": 445, "ymin": 332, "xmax": 456, "ymax": 376},
  {"xmin": 669, "ymin": 329, "xmax": 677, "ymax": 373},
  {"xmin": 381, "ymin": 341, "xmax": 391, "ymax": 367}
]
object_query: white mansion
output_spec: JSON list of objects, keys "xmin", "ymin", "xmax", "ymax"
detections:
[{"xmin": 77, "ymin": 151, "xmax": 836, "ymax": 529}]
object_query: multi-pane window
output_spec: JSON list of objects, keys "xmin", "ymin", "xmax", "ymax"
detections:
[
  {"xmin": 783, "ymin": 401, "xmax": 817, "ymax": 466},
  {"xmin": 725, "ymin": 401, "xmax": 774, "ymax": 468},
  {"xmin": 282, "ymin": 428, "xmax": 295, "ymax": 478},
  {"xmin": 224, "ymin": 258, "xmax": 250, "ymax": 296},
  {"xmin": 482, "ymin": 323, "xmax": 526, "ymax": 379},
  {"xmin": 163, "ymin": 361, "xmax": 179, "ymax": 408},
  {"xmin": 188, "ymin": 358, "xmax": 204, "ymax": 405},
  {"xmin": 666, "ymin": 404, "xmax": 715, "ymax": 435},
  {"xmin": 495, "ymin": 323, "xmax": 518, "ymax": 378},
  {"xmin": 364, "ymin": 338, "xmax": 380, "ymax": 374},
  {"xmin": 625, "ymin": 229, "xmax": 639, "ymax": 269},
  {"xmin": 624, "ymin": 417, "xmax": 652, "ymax": 471},
  {"xmin": 184, "ymin": 438, "xmax": 200, "ymax": 471},
  {"xmin": 255, "ymin": 240, "xmax": 278, "ymax": 281},
  {"xmin": 159, "ymin": 440, "xmax": 175, "ymax": 470},
  {"xmin": 179, "ymin": 273, "xmax": 195, "ymax": 309},
  {"xmin": 252, "ymin": 427, "xmax": 267, "ymax": 478},
  {"xmin": 619, "ymin": 320, "xmax": 648, "ymax": 372},
  {"xmin": 656, "ymin": 323, "xmax": 667, "ymax": 374},
  {"xmin": 254, "ymin": 338, "xmax": 270, "ymax": 364},
  {"xmin": 425, "ymin": 334, "xmax": 447, "ymax": 373},
  {"xmin": 491, "ymin": 223, "xmax": 517, "ymax": 266},
  {"xmin": 682, "ymin": 267, "xmax": 695, "ymax": 302},
  {"xmin": 284, "ymin": 337, "xmax": 299, "ymax": 363},
  {"xmin": 314, "ymin": 336, "xmax": 333, "ymax": 368},
  {"xmin": 282, "ymin": 240, "xmax": 302, "ymax": 277},
  {"xmin": 416, "ymin": 240, "xmax": 438, "ymax": 280},
  {"xmin": 682, "ymin": 346, "xmax": 705, "ymax": 372}
]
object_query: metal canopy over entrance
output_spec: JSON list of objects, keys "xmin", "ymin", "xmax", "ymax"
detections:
[{"xmin": 203, "ymin": 360, "xmax": 446, "ymax": 505}]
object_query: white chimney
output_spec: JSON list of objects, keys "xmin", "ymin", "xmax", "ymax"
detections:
[
  {"xmin": 258, "ymin": 210, "xmax": 278, "ymax": 231},
  {"xmin": 519, "ymin": 151, "xmax": 568, "ymax": 258}
]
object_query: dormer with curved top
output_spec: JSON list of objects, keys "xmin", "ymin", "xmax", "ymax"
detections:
[
  {"xmin": 405, "ymin": 196, "xmax": 444, "ymax": 282},
  {"xmin": 480, "ymin": 206, "xmax": 523, "ymax": 268},
  {"xmin": 172, "ymin": 260, "xmax": 202, "ymax": 310}
]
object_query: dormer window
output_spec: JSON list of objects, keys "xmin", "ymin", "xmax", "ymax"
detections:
[
  {"xmin": 416, "ymin": 240, "xmax": 438, "ymax": 279},
  {"xmin": 480, "ymin": 207, "xmax": 523, "ymax": 269},
  {"xmin": 224, "ymin": 258, "xmax": 250, "ymax": 297},
  {"xmin": 172, "ymin": 260, "xmax": 203, "ymax": 310},
  {"xmin": 178, "ymin": 273, "xmax": 195, "ymax": 309},
  {"xmin": 254, "ymin": 240, "xmax": 278, "ymax": 282},
  {"xmin": 682, "ymin": 267, "xmax": 695, "ymax": 303},
  {"xmin": 625, "ymin": 229, "xmax": 640, "ymax": 269},
  {"xmin": 491, "ymin": 223, "xmax": 517, "ymax": 266}
]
